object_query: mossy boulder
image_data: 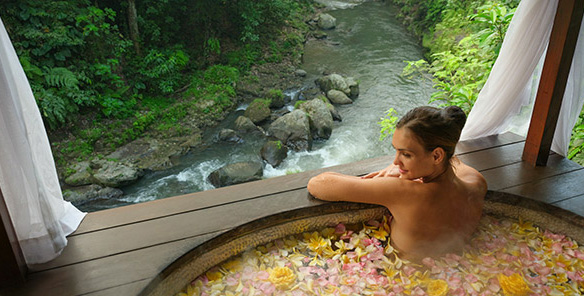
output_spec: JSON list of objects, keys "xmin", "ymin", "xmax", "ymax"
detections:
[
  {"xmin": 267, "ymin": 89, "xmax": 285, "ymax": 109},
  {"xmin": 261, "ymin": 140, "xmax": 289, "ymax": 167},
  {"xmin": 244, "ymin": 99, "xmax": 272, "ymax": 124}
]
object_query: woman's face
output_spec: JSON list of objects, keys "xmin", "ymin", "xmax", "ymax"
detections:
[{"xmin": 391, "ymin": 127, "xmax": 436, "ymax": 180}]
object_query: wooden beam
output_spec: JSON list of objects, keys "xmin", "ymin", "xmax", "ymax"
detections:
[
  {"xmin": 523, "ymin": 0, "xmax": 584, "ymax": 166},
  {"xmin": 0, "ymin": 186, "xmax": 27, "ymax": 287}
]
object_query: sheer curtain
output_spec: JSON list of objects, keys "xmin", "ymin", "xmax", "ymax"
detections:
[
  {"xmin": 0, "ymin": 18, "xmax": 86, "ymax": 265},
  {"xmin": 461, "ymin": 0, "xmax": 584, "ymax": 157}
]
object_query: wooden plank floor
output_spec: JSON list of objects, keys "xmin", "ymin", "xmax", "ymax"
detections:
[{"xmin": 2, "ymin": 132, "xmax": 583, "ymax": 296}]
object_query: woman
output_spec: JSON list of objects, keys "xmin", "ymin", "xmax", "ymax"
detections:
[{"xmin": 307, "ymin": 106, "xmax": 487, "ymax": 261}]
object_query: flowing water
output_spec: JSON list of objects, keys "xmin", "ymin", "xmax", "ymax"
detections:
[{"xmin": 83, "ymin": 1, "xmax": 435, "ymax": 211}]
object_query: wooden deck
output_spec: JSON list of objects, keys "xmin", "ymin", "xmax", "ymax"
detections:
[{"xmin": 2, "ymin": 132, "xmax": 584, "ymax": 296}]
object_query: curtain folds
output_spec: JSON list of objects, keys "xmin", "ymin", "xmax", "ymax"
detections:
[
  {"xmin": 0, "ymin": 18, "xmax": 86, "ymax": 265},
  {"xmin": 460, "ymin": 0, "xmax": 584, "ymax": 157}
]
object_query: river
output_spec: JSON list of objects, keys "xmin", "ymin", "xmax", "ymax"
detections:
[{"xmin": 81, "ymin": 0, "xmax": 435, "ymax": 212}]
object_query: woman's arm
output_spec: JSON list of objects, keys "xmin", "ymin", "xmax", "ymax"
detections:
[
  {"xmin": 361, "ymin": 163, "xmax": 400, "ymax": 179},
  {"xmin": 307, "ymin": 171, "xmax": 417, "ymax": 207}
]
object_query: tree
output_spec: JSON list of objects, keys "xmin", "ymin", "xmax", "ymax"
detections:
[{"xmin": 127, "ymin": 0, "xmax": 141, "ymax": 56}]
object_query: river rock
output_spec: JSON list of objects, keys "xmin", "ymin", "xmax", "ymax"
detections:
[
  {"xmin": 327, "ymin": 89, "xmax": 353, "ymax": 104},
  {"xmin": 64, "ymin": 161, "xmax": 93, "ymax": 186},
  {"xmin": 234, "ymin": 116, "xmax": 259, "ymax": 133},
  {"xmin": 313, "ymin": 31, "xmax": 328, "ymax": 39},
  {"xmin": 244, "ymin": 99, "xmax": 271, "ymax": 124},
  {"xmin": 268, "ymin": 109, "xmax": 312, "ymax": 151},
  {"xmin": 318, "ymin": 13, "xmax": 336, "ymax": 30},
  {"xmin": 294, "ymin": 69, "xmax": 307, "ymax": 77},
  {"xmin": 91, "ymin": 159, "xmax": 142, "ymax": 188},
  {"xmin": 107, "ymin": 138, "xmax": 192, "ymax": 172},
  {"xmin": 345, "ymin": 76, "xmax": 360, "ymax": 98},
  {"xmin": 323, "ymin": 97, "xmax": 342, "ymax": 121},
  {"xmin": 267, "ymin": 90, "xmax": 285, "ymax": 109},
  {"xmin": 218, "ymin": 129, "xmax": 242, "ymax": 143},
  {"xmin": 261, "ymin": 140, "xmax": 288, "ymax": 167},
  {"xmin": 62, "ymin": 184, "xmax": 123, "ymax": 207},
  {"xmin": 315, "ymin": 73, "xmax": 349, "ymax": 94},
  {"xmin": 208, "ymin": 161, "xmax": 263, "ymax": 188},
  {"xmin": 300, "ymin": 98, "xmax": 334, "ymax": 139}
]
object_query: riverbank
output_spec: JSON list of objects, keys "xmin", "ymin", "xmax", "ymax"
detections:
[
  {"xmin": 59, "ymin": 0, "xmax": 436, "ymax": 211},
  {"xmin": 54, "ymin": 4, "xmax": 335, "ymax": 208}
]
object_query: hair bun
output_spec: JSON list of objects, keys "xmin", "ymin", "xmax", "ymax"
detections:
[{"xmin": 442, "ymin": 106, "xmax": 466, "ymax": 131}]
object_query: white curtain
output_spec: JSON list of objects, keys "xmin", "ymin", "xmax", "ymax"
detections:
[
  {"xmin": 461, "ymin": 0, "xmax": 584, "ymax": 157},
  {"xmin": 551, "ymin": 18, "xmax": 584, "ymax": 155},
  {"xmin": 0, "ymin": 18, "xmax": 86, "ymax": 265}
]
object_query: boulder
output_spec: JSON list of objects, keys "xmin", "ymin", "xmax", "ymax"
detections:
[
  {"xmin": 345, "ymin": 76, "xmax": 360, "ymax": 99},
  {"xmin": 261, "ymin": 140, "xmax": 289, "ymax": 167},
  {"xmin": 327, "ymin": 89, "xmax": 353, "ymax": 104},
  {"xmin": 62, "ymin": 184, "xmax": 123, "ymax": 206},
  {"xmin": 270, "ymin": 108, "xmax": 291, "ymax": 122},
  {"xmin": 218, "ymin": 129, "xmax": 242, "ymax": 143},
  {"xmin": 234, "ymin": 116, "xmax": 259, "ymax": 133},
  {"xmin": 318, "ymin": 13, "xmax": 336, "ymax": 30},
  {"xmin": 244, "ymin": 99, "xmax": 272, "ymax": 124},
  {"xmin": 300, "ymin": 99, "xmax": 334, "ymax": 139},
  {"xmin": 107, "ymin": 137, "xmax": 192, "ymax": 172},
  {"xmin": 208, "ymin": 161, "xmax": 263, "ymax": 188},
  {"xmin": 268, "ymin": 109, "xmax": 312, "ymax": 151},
  {"xmin": 324, "ymin": 99, "xmax": 342, "ymax": 121},
  {"xmin": 267, "ymin": 90, "xmax": 285, "ymax": 109},
  {"xmin": 313, "ymin": 31, "xmax": 328, "ymax": 39},
  {"xmin": 91, "ymin": 159, "xmax": 142, "ymax": 188},
  {"xmin": 294, "ymin": 69, "xmax": 307, "ymax": 77},
  {"xmin": 64, "ymin": 161, "xmax": 93, "ymax": 186},
  {"xmin": 315, "ymin": 74, "xmax": 349, "ymax": 94}
]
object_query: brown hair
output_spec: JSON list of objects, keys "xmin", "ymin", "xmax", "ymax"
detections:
[{"xmin": 396, "ymin": 106, "xmax": 466, "ymax": 162}]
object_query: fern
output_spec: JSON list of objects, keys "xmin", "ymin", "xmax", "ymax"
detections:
[{"xmin": 44, "ymin": 67, "xmax": 79, "ymax": 89}]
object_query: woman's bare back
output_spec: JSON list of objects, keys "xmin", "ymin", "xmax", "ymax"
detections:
[{"xmin": 386, "ymin": 168, "xmax": 485, "ymax": 260}]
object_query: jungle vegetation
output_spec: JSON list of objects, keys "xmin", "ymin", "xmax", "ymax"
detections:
[
  {"xmin": 1, "ymin": 0, "xmax": 312, "ymax": 166},
  {"xmin": 388, "ymin": 0, "xmax": 584, "ymax": 165}
]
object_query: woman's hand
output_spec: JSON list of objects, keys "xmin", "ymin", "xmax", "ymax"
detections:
[{"xmin": 361, "ymin": 164, "xmax": 400, "ymax": 179}]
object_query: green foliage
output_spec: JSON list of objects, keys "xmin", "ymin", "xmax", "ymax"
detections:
[
  {"xmin": 137, "ymin": 48, "xmax": 190, "ymax": 94},
  {"xmin": 378, "ymin": 108, "xmax": 399, "ymax": 141},
  {"xmin": 3, "ymin": 0, "xmax": 130, "ymax": 127},
  {"xmin": 252, "ymin": 98, "xmax": 272, "ymax": 108},
  {"xmin": 471, "ymin": 2, "xmax": 516, "ymax": 54},
  {"xmin": 267, "ymin": 89, "xmax": 284, "ymax": 101},
  {"xmin": 568, "ymin": 111, "xmax": 584, "ymax": 164},
  {"xmin": 205, "ymin": 37, "xmax": 221, "ymax": 56},
  {"xmin": 226, "ymin": 44, "xmax": 262, "ymax": 72},
  {"xmin": 399, "ymin": 0, "xmax": 516, "ymax": 114},
  {"xmin": 294, "ymin": 100, "xmax": 306, "ymax": 109},
  {"xmin": 203, "ymin": 65, "xmax": 240, "ymax": 86}
]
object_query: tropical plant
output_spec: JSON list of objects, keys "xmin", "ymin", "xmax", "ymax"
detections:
[{"xmin": 378, "ymin": 108, "xmax": 399, "ymax": 141}]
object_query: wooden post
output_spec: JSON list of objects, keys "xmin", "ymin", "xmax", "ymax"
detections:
[
  {"xmin": 0, "ymin": 186, "xmax": 27, "ymax": 287},
  {"xmin": 523, "ymin": 0, "xmax": 584, "ymax": 166}
]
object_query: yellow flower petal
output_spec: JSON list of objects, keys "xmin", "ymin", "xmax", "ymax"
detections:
[
  {"xmin": 498, "ymin": 273, "xmax": 530, "ymax": 296},
  {"xmin": 426, "ymin": 279, "xmax": 449, "ymax": 296}
]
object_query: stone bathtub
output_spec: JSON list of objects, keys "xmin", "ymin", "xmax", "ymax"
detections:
[{"xmin": 139, "ymin": 191, "xmax": 584, "ymax": 296}]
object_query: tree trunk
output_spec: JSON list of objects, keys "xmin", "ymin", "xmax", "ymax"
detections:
[{"xmin": 127, "ymin": 0, "xmax": 141, "ymax": 56}]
